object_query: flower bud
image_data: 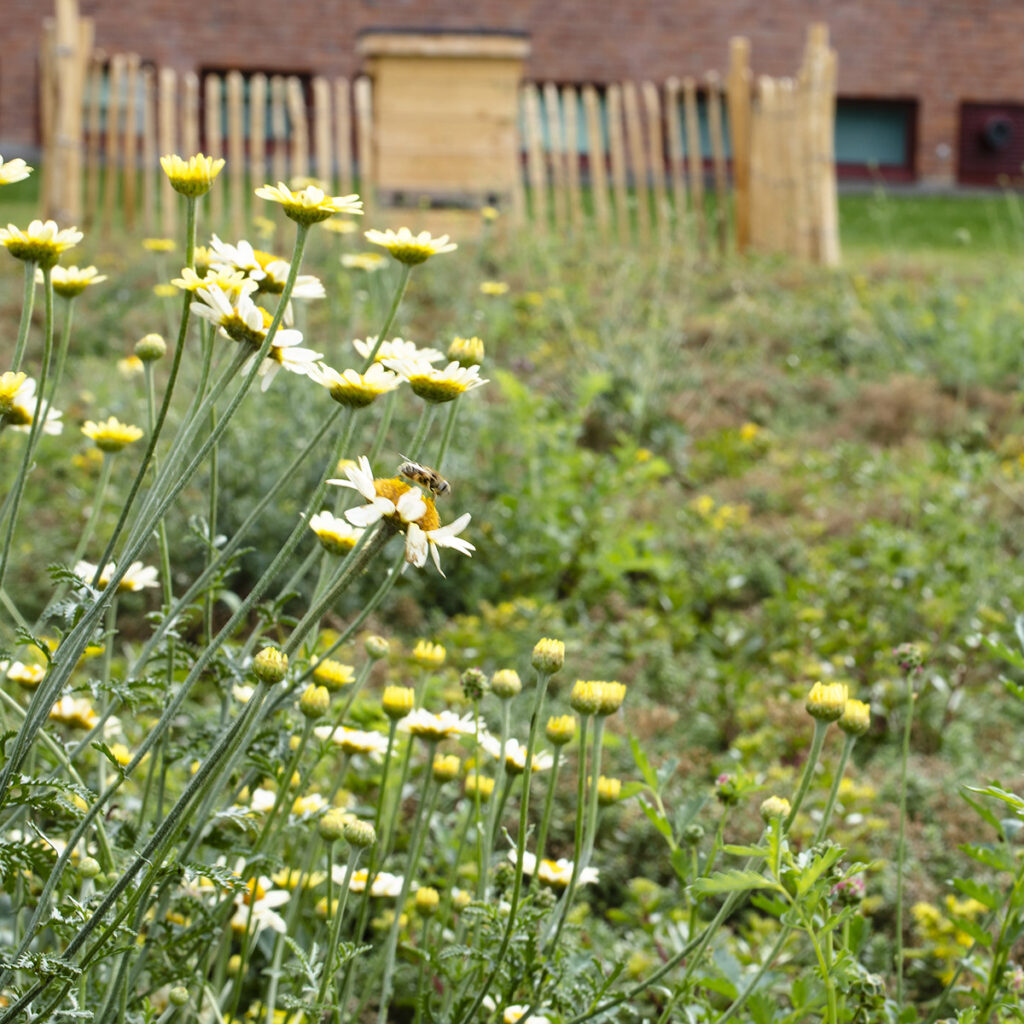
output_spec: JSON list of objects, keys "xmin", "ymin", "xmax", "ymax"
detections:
[
  {"xmin": 893, "ymin": 642, "xmax": 924, "ymax": 672},
  {"xmin": 569, "ymin": 680, "xmax": 602, "ymax": 716},
  {"xmin": 168, "ymin": 987, "xmax": 190, "ymax": 1007},
  {"xmin": 365, "ymin": 634, "xmax": 390, "ymax": 660},
  {"xmin": 597, "ymin": 776, "xmax": 622, "ymax": 805},
  {"xmin": 683, "ymin": 823, "xmax": 705, "ymax": 846},
  {"xmin": 805, "ymin": 681, "xmax": 848, "ymax": 722},
  {"xmin": 78, "ymin": 856, "xmax": 101, "ymax": 879},
  {"xmin": 253, "ymin": 647, "xmax": 288, "ymax": 684},
  {"xmin": 448, "ymin": 335, "xmax": 484, "ymax": 367},
  {"xmin": 595, "ymin": 681, "xmax": 626, "ymax": 716},
  {"xmin": 318, "ymin": 808, "xmax": 351, "ymax": 842},
  {"xmin": 432, "ymin": 753, "xmax": 461, "ymax": 783},
  {"xmin": 839, "ymin": 698, "xmax": 871, "ymax": 737},
  {"xmin": 312, "ymin": 658, "xmax": 355, "ymax": 692},
  {"xmin": 491, "ymin": 669, "xmax": 522, "ymax": 700},
  {"xmin": 715, "ymin": 772, "xmax": 739, "ymax": 806},
  {"xmin": 227, "ymin": 954, "xmax": 242, "ymax": 975},
  {"xmin": 460, "ymin": 667, "xmax": 488, "ymax": 702},
  {"xmin": 412, "ymin": 639, "xmax": 446, "ymax": 669},
  {"xmin": 760, "ymin": 795, "xmax": 792, "ymax": 823},
  {"xmin": 545, "ymin": 714, "xmax": 576, "ymax": 746},
  {"xmin": 134, "ymin": 333, "xmax": 167, "ymax": 362},
  {"xmin": 414, "ymin": 886, "xmax": 440, "ymax": 916},
  {"xmin": 343, "ymin": 819, "xmax": 377, "ymax": 848},
  {"xmin": 299, "ymin": 684, "xmax": 330, "ymax": 719},
  {"xmin": 464, "ymin": 773, "xmax": 495, "ymax": 800},
  {"xmin": 532, "ymin": 637, "xmax": 565, "ymax": 674},
  {"xmin": 381, "ymin": 685, "xmax": 414, "ymax": 719}
]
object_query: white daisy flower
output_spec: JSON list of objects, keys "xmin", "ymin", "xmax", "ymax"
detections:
[
  {"xmin": 2, "ymin": 376, "xmax": 62, "ymax": 435},
  {"xmin": 308, "ymin": 510, "xmax": 365, "ymax": 555},
  {"xmin": 381, "ymin": 357, "xmax": 488, "ymax": 403},
  {"xmin": 230, "ymin": 877, "xmax": 290, "ymax": 935},
  {"xmin": 397, "ymin": 708, "xmax": 476, "ymax": 741},
  {"xmin": 74, "ymin": 560, "xmax": 159, "ymax": 592},
  {"xmin": 479, "ymin": 734, "xmax": 554, "ymax": 774},
  {"xmin": 249, "ymin": 787, "xmax": 277, "ymax": 813},
  {"xmin": 329, "ymin": 455, "xmax": 427, "ymax": 529},
  {"xmin": 347, "ymin": 869, "xmax": 404, "ymax": 897},
  {"xmin": 309, "ymin": 363, "xmax": 401, "ymax": 408},
  {"xmin": 313, "ymin": 725, "xmax": 389, "ymax": 759},
  {"xmin": 404, "ymin": 513, "xmax": 475, "ymax": 577},
  {"xmin": 241, "ymin": 332, "xmax": 323, "ymax": 391},
  {"xmin": 508, "ymin": 850, "xmax": 598, "ymax": 888},
  {"xmin": 352, "ymin": 336, "xmax": 444, "ymax": 366}
]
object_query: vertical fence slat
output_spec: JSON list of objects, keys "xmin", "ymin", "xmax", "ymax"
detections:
[
  {"xmin": 726, "ymin": 37, "xmax": 752, "ymax": 253},
  {"xmin": 522, "ymin": 84, "xmax": 548, "ymax": 229},
  {"xmin": 102, "ymin": 53, "xmax": 124, "ymax": 231},
  {"xmin": 64, "ymin": 9, "xmax": 92, "ymax": 223},
  {"xmin": 622, "ymin": 80, "xmax": 651, "ymax": 244},
  {"xmin": 53, "ymin": 0, "xmax": 78, "ymax": 221},
  {"xmin": 706, "ymin": 70, "xmax": 729, "ymax": 257},
  {"xmin": 84, "ymin": 53, "xmax": 104, "ymax": 228},
  {"xmin": 561, "ymin": 85, "xmax": 584, "ymax": 232},
  {"xmin": 270, "ymin": 75, "xmax": 287, "ymax": 185},
  {"xmin": 581, "ymin": 84, "xmax": 610, "ymax": 239},
  {"xmin": 664, "ymin": 77, "xmax": 687, "ymax": 239},
  {"xmin": 122, "ymin": 53, "xmax": 139, "ymax": 229},
  {"xmin": 819, "ymin": 46, "xmax": 840, "ymax": 266},
  {"xmin": 354, "ymin": 75, "xmax": 374, "ymax": 214},
  {"xmin": 226, "ymin": 70, "xmax": 244, "ymax": 236},
  {"xmin": 334, "ymin": 77, "xmax": 353, "ymax": 195},
  {"xmin": 287, "ymin": 76, "xmax": 309, "ymax": 182},
  {"xmin": 249, "ymin": 73, "xmax": 267, "ymax": 197},
  {"xmin": 158, "ymin": 66, "xmax": 177, "ymax": 237},
  {"xmin": 141, "ymin": 64, "xmax": 156, "ymax": 234},
  {"xmin": 542, "ymin": 82, "xmax": 567, "ymax": 230},
  {"xmin": 312, "ymin": 76, "xmax": 333, "ymax": 191},
  {"xmin": 182, "ymin": 71, "xmax": 199, "ymax": 155},
  {"xmin": 683, "ymin": 77, "xmax": 706, "ymax": 254},
  {"xmin": 641, "ymin": 80, "xmax": 668, "ymax": 241},
  {"xmin": 204, "ymin": 73, "xmax": 223, "ymax": 229},
  {"xmin": 606, "ymin": 83, "xmax": 629, "ymax": 243},
  {"xmin": 40, "ymin": 20, "xmax": 56, "ymax": 217}
]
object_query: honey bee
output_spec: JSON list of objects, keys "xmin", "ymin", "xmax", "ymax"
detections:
[{"xmin": 398, "ymin": 456, "xmax": 451, "ymax": 497}]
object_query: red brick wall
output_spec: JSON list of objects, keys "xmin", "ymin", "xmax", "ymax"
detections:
[{"xmin": 6, "ymin": 0, "xmax": 1024, "ymax": 184}]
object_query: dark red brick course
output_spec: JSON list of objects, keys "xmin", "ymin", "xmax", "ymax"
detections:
[{"xmin": 3, "ymin": 0, "xmax": 1023, "ymax": 183}]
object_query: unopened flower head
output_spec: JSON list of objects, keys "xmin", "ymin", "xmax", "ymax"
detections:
[
  {"xmin": 364, "ymin": 226, "xmax": 457, "ymax": 265},
  {"xmin": 465, "ymin": 773, "xmax": 495, "ymax": 799},
  {"xmin": 415, "ymin": 886, "xmax": 440, "ymax": 916},
  {"xmin": 893, "ymin": 642, "xmax": 924, "ymax": 673},
  {"xmin": 160, "ymin": 153, "xmax": 225, "ymax": 197},
  {"xmin": 569, "ymin": 680, "xmax": 602, "ymax": 717},
  {"xmin": 253, "ymin": 646, "xmax": 288, "ymax": 684},
  {"xmin": 760, "ymin": 795, "xmax": 792, "ymax": 823},
  {"xmin": 532, "ymin": 638, "xmax": 565, "ymax": 675},
  {"xmin": 491, "ymin": 669, "xmax": 522, "ymax": 699},
  {"xmin": 597, "ymin": 776, "xmax": 622, "ymax": 805},
  {"xmin": 255, "ymin": 181, "xmax": 363, "ymax": 225},
  {"xmin": 0, "ymin": 220, "xmax": 82, "ymax": 269},
  {"xmin": 432, "ymin": 753, "xmax": 461, "ymax": 783},
  {"xmin": 310, "ymin": 362, "xmax": 401, "ymax": 408},
  {"xmin": 45, "ymin": 265, "xmax": 106, "ymax": 299},
  {"xmin": 0, "ymin": 155, "xmax": 32, "ymax": 185},
  {"xmin": 806, "ymin": 681, "xmax": 849, "ymax": 722},
  {"xmin": 135, "ymin": 333, "xmax": 167, "ymax": 362},
  {"xmin": 365, "ymin": 634, "xmax": 390, "ymax": 660},
  {"xmin": 342, "ymin": 818, "xmax": 376, "ymax": 848},
  {"xmin": 545, "ymin": 714, "xmax": 576, "ymax": 746},
  {"xmin": 448, "ymin": 335, "xmax": 484, "ymax": 367},
  {"xmin": 413, "ymin": 639, "xmax": 446, "ymax": 669},
  {"xmin": 81, "ymin": 417, "xmax": 143, "ymax": 453},
  {"xmin": 839, "ymin": 698, "xmax": 872, "ymax": 737},
  {"xmin": 382, "ymin": 685, "xmax": 415, "ymax": 720},
  {"xmin": 383, "ymin": 357, "xmax": 488, "ymax": 404},
  {"xmin": 309, "ymin": 510, "xmax": 364, "ymax": 555},
  {"xmin": 299, "ymin": 684, "xmax": 330, "ymax": 719},
  {"xmin": 460, "ymin": 667, "xmax": 488, "ymax": 701},
  {"xmin": 318, "ymin": 807, "xmax": 353, "ymax": 842},
  {"xmin": 312, "ymin": 658, "xmax": 355, "ymax": 691}
]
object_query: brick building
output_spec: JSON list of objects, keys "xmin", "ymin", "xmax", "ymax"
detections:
[{"xmin": 4, "ymin": 0, "xmax": 1024, "ymax": 186}]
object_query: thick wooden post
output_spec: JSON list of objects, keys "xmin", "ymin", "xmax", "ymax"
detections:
[
  {"xmin": 204, "ymin": 73, "xmax": 223, "ymax": 228},
  {"xmin": 334, "ymin": 77, "xmax": 353, "ymax": 194},
  {"xmin": 287, "ymin": 76, "xmax": 309, "ymax": 182},
  {"xmin": 706, "ymin": 70, "xmax": 730, "ymax": 257},
  {"xmin": 622, "ymin": 80, "xmax": 651, "ymax": 244},
  {"xmin": 158, "ymin": 66, "xmax": 177, "ymax": 237},
  {"xmin": 581, "ymin": 85, "xmax": 610, "ymax": 238},
  {"xmin": 606, "ymin": 84, "xmax": 629, "ymax": 243},
  {"xmin": 313, "ymin": 76, "xmax": 333, "ymax": 191},
  {"xmin": 522, "ymin": 83, "xmax": 548, "ymax": 229},
  {"xmin": 642, "ymin": 81, "xmax": 669, "ymax": 242},
  {"xmin": 122, "ymin": 53, "xmax": 140, "ymax": 229},
  {"xmin": 726, "ymin": 37, "xmax": 752, "ymax": 253},
  {"xmin": 683, "ymin": 77, "xmax": 706, "ymax": 254}
]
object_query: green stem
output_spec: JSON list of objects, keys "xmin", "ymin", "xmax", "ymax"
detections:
[
  {"xmin": 814, "ymin": 734, "xmax": 856, "ymax": 845},
  {"xmin": 360, "ymin": 264, "xmax": 412, "ymax": 371},
  {"xmin": 44, "ymin": 296, "xmax": 76, "ymax": 410},
  {"xmin": 784, "ymin": 718, "xmax": 830, "ymax": 832},
  {"xmin": 533, "ymin": 744, "xmax": 563, "ymax": 868},
  {"xmin": 316, "ymin": 845, "xmax": 361, "ymax": 1014},
  {"xmin": 895, "ymin": 672, "xmax": 915, "ymax": 1006},
  {"xmin": 434, "ymin": 397, "xmax": 460, "ymax": 471},
  {"xmin": 10, "ymin": 260, "xmax": 37, "ymax": 373}
]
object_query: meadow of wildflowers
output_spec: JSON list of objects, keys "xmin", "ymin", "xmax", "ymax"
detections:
[{"xmin": 3, "ymin": 153, "xmax": 1024, "ymax": 1024}]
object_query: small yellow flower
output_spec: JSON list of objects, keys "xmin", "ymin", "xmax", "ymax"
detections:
[
  {"xmin": 308, "ymin": 510, "xmax": 364, "ymax": 555},
  {"xmin": 364, "ymin": 226, "xmax": 457, "ymax": 265},
  {"xmin": 153, "ymin": 283, "xmax": 178, "ymax": 298},
  {"xmin": 171, "ymin": 266, "xmax": 247, "ymax": 294},
  {"xmin": 160, "ymin": 153, "xmax": 225, "ymax": 197},
  {"xmin": 142, "ymin": 237, "xmax": 176, "ymax": 252},
  {"xmin": 0, "ymin": 220, "xmax": 83, "ymax": 269},
  {"xmin": 81, "ymin": 417, "xmax": 144, "ymax": 452},
  {"xmin": 324, "ymin": 218, "xmax": 360, "ymax": 235},
  {"xmin": 545, "ymin": 714, "xmax": 576, "ymax": 746},
  {"xmin": 108, "ymin": 743, "xmax": 133, "ymax": 767},
  {"xmin": 532, "ymin": 638, "xmax": 565, "ymax": 674},
  {"xmin": 806, "ymin": 681, "xmax": 849, "ymax": 723},
  {"xmin": 43, "ymin": 265, "xmax": 106, "ymax": 299},
  {"xmin": 299, "ymin": 684, "xmax": 331, "ymax": 719},
  {"xmin": 448, "ymin": 336, "xmax": 484, "ymax": 368},
  {"xmin": 412, "ymin": 639, "xmax": 446, "ymax": 669},
  {"xmin": 839, "ymin": 698, "xmax": 871, "ymax": 737},
  {"xmin": 479, "ymin": 280, "xmax": 509, "ymax": 296},
  {"xmin": 480, "ymin": 205, "xmax": 500, "ymax": 222},
  {"xmin": 465, "ymin": 773, "xmax": 495, "ymax": 800},
  {"xmin": 255, "ymin": 181, "xmax": 363, "ymax": 225},
  {"xmin": 253, "ymin": 646, "xmax": 288, "ymax": 684},
  {"xmin": 597, "ymin": 776, "xmax": 622, "ymax": 805},
  {"xmin": 491, "ymin": 669, "xmax": 522, "ymax": 699},
  {"xmin": 739, "ymin": 421, "xmax": 761, "ymax": 442},
  {"xmin": 341, "ymin": 252, "xmax": 387, "ymax": 271},
  {"xmin": 312, "ymin": 658, "xmax": 355, "ymax": 691},
  {"xmin": 759, "ymin": 795, "xmax": 791, "ymax": 822},
  {"xmin": 0, "ymin": 371, "xmax": 28, "ymax": 416},
  {"xmin": 0, "ymin": 155, "xmax": 32, "ymax": 185},
  {"xmin": 414, "ymin": 886, "xmax": 440, "ymax": 916},
  {"xmin": 382, "ymin": 685, "xmax": 415, "ymax": 720},
  {"xmin": 433, "ymin": 753, "xmax": 461, "ymax": 782}
]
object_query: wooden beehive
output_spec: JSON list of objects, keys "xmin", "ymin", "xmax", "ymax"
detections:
[{"xmin": 358, "ymin": 30, "xmax": 530, "ymax": 214}]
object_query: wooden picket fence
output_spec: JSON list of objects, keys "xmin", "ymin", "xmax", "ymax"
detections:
[{"xmin": 38, "ymin": 0, "xmax": 839, "ymax": 264}]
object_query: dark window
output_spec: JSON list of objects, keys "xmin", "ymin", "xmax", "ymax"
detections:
[{"xmin": 835, "ymin": 98, "xmax": 917, "ymax": 182}]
